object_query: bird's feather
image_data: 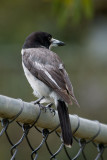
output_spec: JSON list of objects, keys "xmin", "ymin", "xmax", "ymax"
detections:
[{"xmin": 22, "ymin": 48, "xmax": 78, "ymax": 105}]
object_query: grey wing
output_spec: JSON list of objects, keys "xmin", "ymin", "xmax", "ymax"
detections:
[
  {"xmin": 62, "ymin": 69, "xmax": 79, "ymax": 106},
  {"xmin": 23, "ymin": 50, "xmax": 72, "ymax": 104}
]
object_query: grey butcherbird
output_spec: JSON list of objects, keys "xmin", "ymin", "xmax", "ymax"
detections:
[{"xmin": 21, "ymin": 31, "xmax": 79, "ymax": 147}]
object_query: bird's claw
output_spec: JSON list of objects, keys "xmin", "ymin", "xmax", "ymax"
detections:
[
  {"xmin": 45, "ymin": 103, "xmax": 56, "ymax": 115},
  {"xmin": 31, "ymin": 96, "xmax": 44, "ymax": 105}
]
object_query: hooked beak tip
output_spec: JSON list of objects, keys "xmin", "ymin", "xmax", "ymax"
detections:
[
  {"xmin": 58, "ymin": 41, "xmax": 65, "ymax": 46},
  {"xmin": 51, "ymin": 38, "xmax": 65, "ymax": 47}
]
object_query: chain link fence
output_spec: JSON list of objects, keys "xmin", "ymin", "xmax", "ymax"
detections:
[{"xmin": 0, "ymin": 95, "xmax": 107, "ymax": 160}]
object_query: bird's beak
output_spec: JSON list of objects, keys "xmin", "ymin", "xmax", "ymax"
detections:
[{"xmin": 50, "ymin": 38, "xmax": 65, "ymax": 47}]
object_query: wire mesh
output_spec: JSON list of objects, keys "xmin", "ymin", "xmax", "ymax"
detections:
[{"xmin": 0, "ymin": 103, "xmax": 107, "ymax": 160}]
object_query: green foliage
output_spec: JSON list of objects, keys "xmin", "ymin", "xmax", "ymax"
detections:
[
  {"xmin": 52, "ymin": 0, "xmax": 93, "ymax": 27},
  {"xmin": 0, "ymin": 0, "xmax": 93, "ymax": 43}
]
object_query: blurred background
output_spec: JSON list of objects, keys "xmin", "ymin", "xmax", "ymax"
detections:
[{"xmin": 0, "ymin": 0, "xmax": 107, "ymax": 159}]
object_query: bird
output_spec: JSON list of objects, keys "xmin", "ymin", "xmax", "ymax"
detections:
[{"xmin": 21, "ymin": 31, "xmax": 79, "ymax": 147}]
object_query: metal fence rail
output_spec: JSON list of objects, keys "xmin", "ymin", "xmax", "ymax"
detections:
[{"xmin": 0, "ymin": 94, "xmax": 107, "ymax": 160}]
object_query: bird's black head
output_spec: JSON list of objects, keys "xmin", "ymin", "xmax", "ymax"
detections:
[{"xmin": 23, "ymin": 31, "xmax": 65, "ymax": 49}]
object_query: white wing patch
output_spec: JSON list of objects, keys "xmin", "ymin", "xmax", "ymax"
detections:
[
  {"xmin": 34, "ymin": 61, "xmax": 44, "ymax": 69},
  {"xmin": 59, "ymin": 63, "xmax": 63, "ymax": 69},
  {"xmin": 34, "ymin": 61, "xmax": 60, "ymax": 89},
  {"xmin": 44, "ymin": 70, "xmax": 61, "ymax": 89}
]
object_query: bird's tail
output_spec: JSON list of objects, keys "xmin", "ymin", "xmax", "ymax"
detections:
[{"xmin": 57, "ymin": 100, "xmax": 73, "ymax": 147}]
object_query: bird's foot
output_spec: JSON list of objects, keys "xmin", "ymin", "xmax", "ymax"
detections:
[
  {"xmin": 45, "ymin": 103, "xmax": 56, "ymax": 115},
  {"xmin": 31, "ymin": 96, "xmax": 45, "ymax": 105},
  {"xmin": 46, "ymin": 103, "xmax": 53, "ymax": 109}
]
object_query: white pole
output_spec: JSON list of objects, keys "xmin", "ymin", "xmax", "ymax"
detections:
[{"xmin": 0, "ymin": 95, "xmax": 107, "ymax": 144}]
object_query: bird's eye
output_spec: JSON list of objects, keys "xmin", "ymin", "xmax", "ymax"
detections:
[{"xmin": 48, "ymin": 36, "xmax": 51, "ymax": 41}]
